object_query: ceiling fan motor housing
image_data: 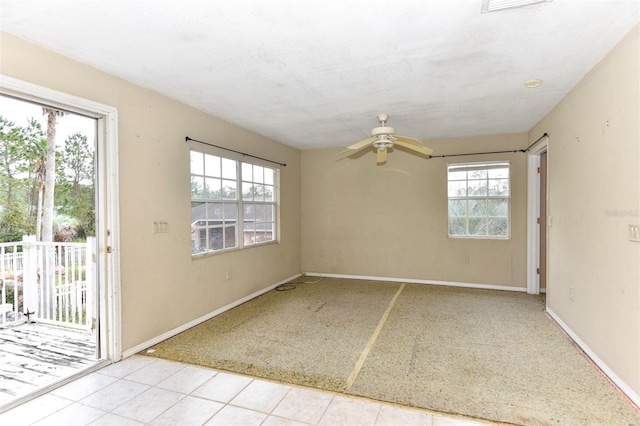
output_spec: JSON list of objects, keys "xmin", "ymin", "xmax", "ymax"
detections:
[{"xmin": 371, "ymin": 126, "xmax": 395, "ymax": 137}]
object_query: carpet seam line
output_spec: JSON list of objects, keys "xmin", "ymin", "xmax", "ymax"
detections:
[{"xmin": 345, "ymin": 283, "xmax": 405, "ymax": 390}]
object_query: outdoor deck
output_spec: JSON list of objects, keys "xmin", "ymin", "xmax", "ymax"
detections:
[{"xmin": 0, "ymin": 322, "xmax": 98, "ymax": 407}]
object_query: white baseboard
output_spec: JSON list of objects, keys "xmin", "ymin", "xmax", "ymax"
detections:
[
  {"xmin": 122, "ymin": 273, "xmax": 302, "ymax": 359},
  {"xmin": 304, "ymin": 272, "xmax": 527, "ymax": 293},
  {"xmin": 547, "ymin": 308, "xmax": 640, "ymax": 409}
]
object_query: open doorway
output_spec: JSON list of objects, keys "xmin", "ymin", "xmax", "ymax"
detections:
[{"xmin": 0, "ymin": 76, "xmax": 121, "ymax": 410}]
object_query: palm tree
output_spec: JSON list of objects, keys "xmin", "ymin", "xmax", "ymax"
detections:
[
  {"xmin": 41, "ymin": 107, "xmax": 65, "ymax": 242},
  {"xmin": 40, "ymin": 107, "xmax": 65, "ymax": 319}
]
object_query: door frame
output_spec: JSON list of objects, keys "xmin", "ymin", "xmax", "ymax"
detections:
[
  {"xmin": 526, "ymin": 135, "xmax": 548, "ymax": 295},
  {"xmin": 0, "ymin": 75, "xmax": 122, "ymax": 362}
]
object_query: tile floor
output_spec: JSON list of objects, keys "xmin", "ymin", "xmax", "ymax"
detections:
[{"xmin": 0, "ymin": 355, "xmax": 493, "ymax": 426}]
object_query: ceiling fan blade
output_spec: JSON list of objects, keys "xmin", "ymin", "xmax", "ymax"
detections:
[
  {"xmin": 337, "ymin": 136, "xmax": 377, "ymax": 158},
  {"xmin": 394, "ymin": 135, "xmax": 425, "ymax": 147},
  {"xmin": 395, "ymin": 139, "xmax": 433, "ymax": 156},
  {"xmin": 377, "ymin": 148, "xmax": 387, "ymax": 163},
  {"xmin": 346, "ymin": 136, "xmax": 377, "ymax": 151}
]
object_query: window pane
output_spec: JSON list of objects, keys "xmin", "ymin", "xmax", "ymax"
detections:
[
  {"xmin": 209, "ymin": 228, "xmax": 223, "ymax": 250},
  {"xmin": 244, "ymin": 204, "xmax": 255, "ymax": 221},
  {"xmin": 204, "ymin": 154, "xmax": 221, "ymax": 177},
  {"xmin": 468, "ymin": 169, "xmax": 487, "ymax": 179},
  {"xmin": 205, "ymin": 177, "xmax": 221, "ymax": 199},
  {"xmin": 468, "ymin": 218, "xmax": 487, "ymax": 235},
  {"xmin": 448, "ymin": 199, "xmax": 466, "ymax": 217},
  {"xmin": 191, "ymin": 202, "xmax": 205, "ymax": 224},
  {"xmin": 255, "ymin": 204, "xmax": 266, "ymax": 222},
  {"xmin": 487, "ymin": 199, "xmax": 508, "ymax": 216},
  {"xmin": 207, "ymin": 202, "xmax": 223, "ymax": 220},
  {"xmin": 255, "ymin": 231, "xmax": 270, "ymax": 243},
  {"xmin": 448, "ymin": 181, "xmax": 467, "ymax": 197},
  {"xmin": 191, "ymin": 228, "xmax": 207, "ymax": 254},
  {"xmin": 190, "ymin": 151, "xmax": 204, "ymax": 175},
  {"xmin": 224, "ymin": 225, "xmax": 237, "ymax": 249},
  {"xmin": 468, "ymin": 179, "xmax": 487, "ymax": 197},
  {"xmin": 253, "ymin": 165, "xmax": 264, "ymax": 183},
  {"xmin": 264, "ymin": 168, "xmax": 274, "ymax": 185},
  {"xmin": 488, "ymin": 218, "xmax": 508, "ymax": 236},
  {"xmin": 489, "ymin": 179, "xmax": 509, "ymax": 196},
  {"xmin": 268, "ymin": 206, "xmax": 276, "ymax": 224},
  {"xmin": 221, "ymin": 158, "xmax": 236, "ymax": 179},
  {"xmin": 264, "ymin": 185, "xmax": 274, "ymax": 202},
  {"xmin": 242, "ymin": 182, "xmax": 254, "ymax": 200},
  {"xmin": 448, "ymin": 170, "xmax": 466, "ymax": 180},
  {"xmin": 242, "ymin": 162, "xmax": 253, "ymax": 182},
  {"xmin": 222, "ymin": 179, "xmax": 237, "ymax": 200},
  {"xmin": 468, "ymin": 199, "xmax": 486, "ymax": 217},
  {"xmin": 488, "ymin": 167, "xmax": 508, "ymax": 178},
  {"xmin": 448, "ymin": 218, "xmax": 467, "ymax": 236},
  {"xmin": 255, "ymin": 184, "xmax": 265, "ymax": 201},
  {"xmin": 191, "ymin": 176, "xmax": 205, "ymax": 198},
  {"xmin": 223, "ymin": 204, "xmax": 238, "ymax": 225}
]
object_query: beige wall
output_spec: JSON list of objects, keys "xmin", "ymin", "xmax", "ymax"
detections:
[
  {"xmin": 529, "ymin": 25, "xmax": 639, "ymax": 396},
  {"xmin": 0, "ymin": 32, "xmax": 302, "ymax": 352},
  {"xmin": 301, "ymin": 133, "xmax": 529, "ymax": 288}
]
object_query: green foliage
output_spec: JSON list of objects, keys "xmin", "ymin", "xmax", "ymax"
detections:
[{"xmin": 0, "ymin": 111, "xmax": 95, "ymax": 243}]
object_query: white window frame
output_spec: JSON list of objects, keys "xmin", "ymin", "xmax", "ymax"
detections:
[
  {"xmin": 447, "ymin": 161, "xmax": 510, "ymax": 239},
  {"xmin": 190, "ymin": 148, "xmax": 279, "ymax": 257}
]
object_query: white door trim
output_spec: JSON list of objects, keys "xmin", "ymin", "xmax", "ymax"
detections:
[
  {"xmin": 0, "ymin": 75, "xmax": 122, "ymax": 362},
  {"xmin": 526, "ymin": 135, "xmax": 548, "ymax": 295}
]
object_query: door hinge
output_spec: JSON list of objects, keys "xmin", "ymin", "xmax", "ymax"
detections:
[
  {"xmin": 536, "ymin": 268, "xmax": 540, "ymax": 275},
  {"xmin": 537, "ymin": 167, "xmax": 541, "ymax": 173},
  {"xmin": 537, "ymin": 217, "xmax": 540, "ymax": 224}
]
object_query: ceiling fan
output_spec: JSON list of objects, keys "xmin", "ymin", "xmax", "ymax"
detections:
[{"xmin": 337, "ymin": 114, "xmax": 433, "ymax": 164}]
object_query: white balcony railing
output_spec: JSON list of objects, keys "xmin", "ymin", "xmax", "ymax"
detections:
[{"xmin": 0, "ymin": 235, "xmax": 95, "ymax": 331}]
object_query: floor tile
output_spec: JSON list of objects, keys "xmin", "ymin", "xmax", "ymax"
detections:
[
  {"xmin": 205, "ymin": 404, "xmax": 267, "ymax": 426},
  {"xmin": 230, "ymin": 379, "xmax": 291, "ymax": 413},
  {"xmin": 32, "ymin": 402, "xmax": 106, "ymax": 426},
  {"xmin": 0, "ymin": 394, "xmax": 72, "ymax": 425},
  {"xmin": 262, "ymin": 415, "xmax": 309, "ymax": 426},
  {"xmin": 433, "ymin": 415, "xmax": 487, "ymax": 425},
  {"xmin": 376, "ymin": 404, "xmax": 433, "ymax": 425},
  {"xmin": 89, "ymin": 412, "xmax": 145, "ymax": 425},
  {"xmin": 272, "ymin": 386, "xmax": 333, "ymax": 424},
  {"xmin": 124, "ymin": 358, "xmax": 185, "ymax": 386},
  {"xmin": 156, "ymin": 365, "xmax": 217, "ymax": 394},
  {"xmin": 192, "ymin": 371, "xmax": 252, "ymax": 403},
  {"xmin": 79, "ymin": 379, "xmax": 149, "ymax": 411},
  {"xmin": 97, "ymin": 355, "xmax": 155, "ymax": 378},
  {"xmin": 51, "ymin": 372, "xmax": 119, "ymax": 401},
  {"xmin": 319, "ymin": 395, "xmax": 381, "ymax": 426},
  {"xmin": 112, "ymin": 387, "xmax": 184, "ymax": 424},
  {"xmin": 149, "ymin": 395, "xmax": 224, "ymax": 426}
]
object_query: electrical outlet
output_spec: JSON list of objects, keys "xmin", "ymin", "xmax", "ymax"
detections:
[
  {"xmin": 463, "ymin": 256, "xmax": 470, "ymax": 264},
  {"xmin": 569, "ymin": 286, "xmax": 575, "ymax": 301},
  {"xmin": 225, "ymin": 271, "xmax": 232, "ymax": 280},
  {"xmin": 629, "ymin": 224, "xmax": 640, "ymax": 242},
  {"xmin": 153, "ymin": 221, "xmax": 169, "ymax": 233}
]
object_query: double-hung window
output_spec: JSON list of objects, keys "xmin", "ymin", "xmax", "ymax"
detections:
[
  {"xmin": 190, "ymin": 150, "xmax": 278, "ymax": 255},
  {"xmin": 447, "ymin": 161, "xmax": 510, "ymax": 238}
]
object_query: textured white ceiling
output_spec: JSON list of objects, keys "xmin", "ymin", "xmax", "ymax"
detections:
[{"xmin": 1, "ymin": 0, "xmax": 638, "ymax": 150}]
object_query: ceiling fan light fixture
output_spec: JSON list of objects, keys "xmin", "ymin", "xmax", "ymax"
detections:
[{"xmin": 481, "ymin": 0, "xmax": 552, "ymax": 13}]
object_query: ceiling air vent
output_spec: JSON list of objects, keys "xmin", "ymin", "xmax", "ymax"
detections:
[{"xmin": 481, "ymin": 0, "xmax": 552, "ymax": 13}]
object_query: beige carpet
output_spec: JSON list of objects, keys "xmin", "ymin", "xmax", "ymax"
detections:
[{"xmin": 144, "ymin": 278, "xmax": 640, "ymax": 425}]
